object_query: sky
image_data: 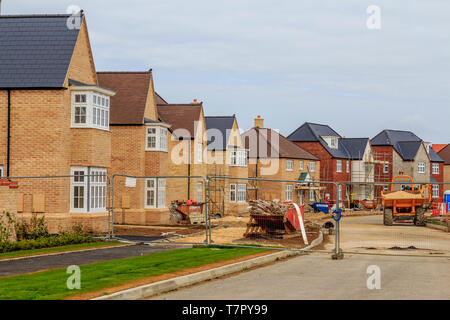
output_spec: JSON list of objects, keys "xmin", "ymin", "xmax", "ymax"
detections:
[{"xmin": 3, "ymin": 0, "xmax": 450, "ymax": 143}]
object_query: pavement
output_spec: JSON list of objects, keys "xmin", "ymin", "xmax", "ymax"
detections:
[
  {"xmin": 152, "ymin": 252, "xmax": 450, "ymax": 300},
  {"xmin": 0, "ymin": 244, "xmax": 188, "ymax": 277},
  {"xmin": 333, "ymin": 215, "xmax": 450, "ymax": 255},
  {"xmin": 152, "ymin": 215, "xmax": 450, "ymax": 300}
]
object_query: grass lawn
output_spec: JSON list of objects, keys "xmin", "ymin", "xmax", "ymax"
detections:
[
  {"xmin": 0, "ymin": 246, "xmax": 267, "ymax": 300},
  {"xmin": 0, "ymin": 241, "xmax": 123, "ymax": 261}
]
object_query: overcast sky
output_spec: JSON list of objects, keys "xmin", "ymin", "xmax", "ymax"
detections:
[{"xmin": 4, "ymin": 1, "xmax": 450, "ymax": 143}]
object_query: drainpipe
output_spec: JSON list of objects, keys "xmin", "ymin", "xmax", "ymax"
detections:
[
  {"xmin": 7, "ymin": 89, "xmax": 11, "ymax": 177},
  {"xmin": 187, "ymin": 139, "xmax": 191, "ymax": 200}
]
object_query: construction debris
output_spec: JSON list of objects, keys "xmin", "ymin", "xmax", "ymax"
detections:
[{"xmin": 248, "ymin": 200, "xmax": 293, "ymax": 217}]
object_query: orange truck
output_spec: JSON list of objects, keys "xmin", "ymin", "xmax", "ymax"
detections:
[{"xmin": 381, "ymin": 175, "xmax": 431, "ymax": 226}]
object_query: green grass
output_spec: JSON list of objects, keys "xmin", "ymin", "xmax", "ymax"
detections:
[
  {"xmin": 0, "ymin": 241, "xmax": 123, "ymax": 260},
  {"xmin": 0, "ymin": 246, "xmax": 267, "ymax": 300}
]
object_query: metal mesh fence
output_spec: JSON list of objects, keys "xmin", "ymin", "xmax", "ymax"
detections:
[
  {"xmin": 337, "ymin": 180, "xmax": 450, "ymax": 257},
  {"xmin": 110, "ymin": 175, "xmax": 210, "ymax": 245}
]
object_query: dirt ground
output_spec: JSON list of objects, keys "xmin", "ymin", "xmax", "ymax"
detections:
[{"xmin": 114, "ymin": 224, "xmax": 206, "ymax": 238}]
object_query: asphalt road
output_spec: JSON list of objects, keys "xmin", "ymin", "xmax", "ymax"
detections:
[
  {"xmin": 152, "ymin": 253, "xmax": 450, "ymax": 300},
  {"xmin": 153, "ymin": 215, "xmax": 450, "ymax": 300},
  {"xmin": 0, "ymin": 244, "xmax": 188, "ymax": 277}
]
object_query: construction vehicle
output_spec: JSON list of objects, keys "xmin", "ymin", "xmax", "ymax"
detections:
[{"xmin": 381, "ymin": 175, "xmax": 431, "ymax": 226}]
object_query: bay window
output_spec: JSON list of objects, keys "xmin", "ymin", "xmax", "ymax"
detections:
[
  {"xmin": 70, "ymin": 167, "xmax": 107, "ymax": 213},
  {"xmin": 71, "ymin": 89, "xmax": 113, "ymax": 130},
  {"xmin": 146, "ymin": 126, "xmax": 168, "ymax": 152},
  {"xmin": 230, "ymin": 150, "xmax": 247, "ymax": 167}
]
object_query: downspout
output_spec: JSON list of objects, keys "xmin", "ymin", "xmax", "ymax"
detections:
[
  {"xmin": 187, "ymin": 139, "xmax": 191, "ymax": 200},
  {"xmin": 7, "ymin": 89, "xmax": 11, "ymax": 177}
]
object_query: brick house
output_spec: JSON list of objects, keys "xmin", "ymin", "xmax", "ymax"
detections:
[
  {"xmin": 204, "ymin": 115, "xmax": 249, "ymax": 216},
  {"xmin": 242, "ymin": 117, "xmax": 320, "ymax": 206},
  {"xmin": 0, "ymin": 14, "xmax": 115, "ymax": 233},
  {"xmin": 287, "ymin": 123, "xmax": 365, "ymax": 205},
  {"xmin": 371, "ymin": 130, "xmax": 444, "ymax": 201},
  {"xmin": 97, "ymin": 70, "xmax": 172, "ymax": 225},
  {"xmin": 157, "ymin": 99, "xmax": 209, "ymax": 207},
  {"xmin": 437, "ymin": 144, "xmax": 450, "ymax": 193}
]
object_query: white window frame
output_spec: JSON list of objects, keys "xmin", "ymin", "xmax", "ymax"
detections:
[
  {"xmin": 285, "ymin": 184, "xmax": 293, "ymax": 201},
  {"xmin": 146, "ymin": 126, "xmax": 168, "ymax": 152},
  {"xmin": 237, "ymin": 184, "xmax": 247, "ymax": 203},
  {"xmin": 286, "ymin": 160, "xmax": 293, "ymax": 171},
  {"xmin": 230, "ymin": 184, "xmax": 237, "ymax": 202},
  {"xmin": 299, "ymin": 161, "xmax": 304, "ymax": 170},
  {"xmin": 197, "ymin": 182, "xmax": 203, "ymax": 203},
  {"xmin": 71, "ymin": 91, "xmax": 110, "ymax": 131},
  {"xmin": 338, "ymin": 185, "xmax": 342, "ymax": 201},
  {"xmin": 145, "ymin": 178, "xmax": 166, "ymax": 209},
  {"xmin": 383, "ymin": 163, "xmax": 389, "ymax": 174},
  {"xmin": 309, "ymin": 161, "xmax": 315, "ymax": 173},
  {"xmin": 418, "ymin": 162, "xmax": 425, "ymax": 174},
  {"xmin": 309, "ymin": 189, "xmax": 315, "ymax": 201},
  {"xmin": 70, "ymin": 167, "xmax": 107, "ymax": 213},
  {"xmin": 346, "ymin": 160, "xmax": 350, "ymax": 173},
  {"xmin": 230, "ymin": 150, "xmax": 247, "ymax": 167},
  {"xmin": 336, "ymin": 160, "xmax": 342, "ymax": 173},
  {"xmin": 432, "ymin": 185, "xmax": 439, "ymax": 198},
  {"xmin": 432, "ymin": 163, "xmax": 440, "ymax": 175},
  {"xmin": 0, "ymin": 165, "xmax": 3, "ymax": 177}
]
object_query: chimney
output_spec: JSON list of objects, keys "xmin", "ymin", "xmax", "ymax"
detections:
[
  {"xmin": 254, "ymin": 115, "xmax": 264, "ymax": 128},
  {"xmin": 191, "ymin": 99, "xmax": 198, "ymax": 104}
]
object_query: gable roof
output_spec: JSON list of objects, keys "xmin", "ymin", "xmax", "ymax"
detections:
[
  {"xmin": 287, "ymin": 122, "xmax": 369, "ymax": 159},
  {"xmin": 0, "ymin": 14, "xmax": 82, "ymax": 89},
  {"xmin": 204, "ymin": 116, "xmax": 237, "ymax": 151},
  {"xmin": 438, "ymin": 144, "xmax": 450, "ymax": 165},
  {"xmin": 370, "ymin": 129, "xmax": 430, "ymax": 161},
  {"xmin": 429, "ymin": 148, "xmax": 444, "ymax": 163},
  {"xmin": 340, "ymin": 138, "xmax": 370, "ymax": 160},
  {"xmin": 432, "ymin": 144, "xmax": 448, "ymax": 153},
  {"xmin": 242, "ymin": 127, "xmax": 319, "ymax": 160},
  {"xmin": 157, "ymin": 104, "xmax": 203, "ymax": 139},
  {"xmin": 97, "ymin": 71, "xmax": 155, "ymax": 125},
  {"xmin": 155, "ymin": 92, "xmax": 168, "ymax": 105}
]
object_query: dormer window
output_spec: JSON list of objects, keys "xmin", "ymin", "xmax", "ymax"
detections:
[
  {"xmin": 322, "ymin": 136, "xmax": 339, "ymax": 149},
  {"xmin": 331, "ymin": 138, "xmax": 337, "ymax": 148}
]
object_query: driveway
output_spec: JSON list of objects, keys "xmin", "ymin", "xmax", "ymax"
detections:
[
  {"xmin": 152, "ymin": 253, "xmax": 450, "ymax": 300},
  {"xmin": 0, "ymin": 244, "xmax": 189, "ymax": 277}
]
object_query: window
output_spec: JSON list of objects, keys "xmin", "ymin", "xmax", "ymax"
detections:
[
  {"xmin": 346, "ymin": 161, "xmax": 350, "ymax": 173},
  {"xmin": 71, "ymin": 167, "xmax": 106, "ymax": 213},
  {"xmin": 0, "ymin": 165, "xmax": 3, "ymax": 177},
  {"xmin": 299, "ymin": 161, "xmax": 304, "ymax": 170},
  {"xmin": 432, "ymin": 185, "xmax": 439, "ymax": 198},
  {"xmin": 309, "ymin": 189, "xmax": 315, "ymax": 201},
  {"xmin": 418, "ymin": 162, "xmax": 425, "ymax": 174},
  {"xmin": 230, "ymin": 184, "xmax": 237, "ymax": 202},
  {"xmin": 146, "ymin": 126, "xmax": 168, "ymax": 152},
  {"xmin": 72, "ymin": 91, "xmax": 110, "ymax": 130},
  {"xmin": 285, "ymin": 185, "xmax": 293, "ymax": 201},
  {"xmin": 383, "ymin": 186, "xmax": 389, "ymax": 191},
  {"xmin": 432, "ymin": 163, "xmax": 440, "ymax": 175},
  {"xmin": 197, "ymin": 182, "xmax": 203, "ymax": 203},
  {"xmin": 237, "ymin": 184, "xmax": 246, "ymax": 203},
  {"xmin": 337, "ymin": 185, "xmax": 342, "ymax": 201},
  {"xmin": 197, "ymin": 143, "xmax": 203, "ymax": 163},
  {"xmin": 383, "ymin": 164, "xmax": 389, "ymax": 174},
  {"xmin": 145, "ymin": 178, "xmax": 166, "ymax": 208},
  {"xmin": 230, "ymin": 150, "xmax": 247, "ymax": 167},
  {"xmin": 286, "ymin": 160, "xmax": 293, "ymax": 171},
  {"xmin": 330, "ymin": 138, "xmax": 338, "ymax": 148},
  {"xmin": 309, "ymin": 161, "xmax": 316, "ymax": 173},
  {"xmin": 336, "ymin": 160, "xmax": 342, "ymax": 173}
]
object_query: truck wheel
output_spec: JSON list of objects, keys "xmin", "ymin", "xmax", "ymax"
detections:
[
  {"xmin": 414, "ymin": 207, "xmax": 425, "ymax": 226},
  {"xmin": 384, "ymin": 208, "xmax": 393, "ymax": 226}
]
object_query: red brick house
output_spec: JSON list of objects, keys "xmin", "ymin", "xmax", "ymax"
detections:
[{"xmin": 287, "ymin": 123, "xmax": 353, "ymax": 205}]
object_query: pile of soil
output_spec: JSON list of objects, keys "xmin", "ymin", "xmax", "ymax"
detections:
[{"xmin": 383, "ymin": 191, "xmax": 424, "ymax": 200}]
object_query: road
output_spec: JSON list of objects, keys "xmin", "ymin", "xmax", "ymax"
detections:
[{"xmin": 152, "ymin": 215, "xmax": 450, "ymax": 300}]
